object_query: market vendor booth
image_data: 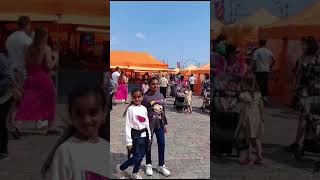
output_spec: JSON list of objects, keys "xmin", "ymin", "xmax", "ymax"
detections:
[
  {"xmin": 0, "ymin": 0, "xmax": 109, "ymax": 70},
  {"xmin": 110, "ymin": 51, "xmax": 170, "ymax": 91},
  {"xmin": 259, "ymin": 1, "xmax": 320, "ymax": 105},
  {"xmin": 191, "ymin": 63, "xmax": 210, "ymax": 96}
]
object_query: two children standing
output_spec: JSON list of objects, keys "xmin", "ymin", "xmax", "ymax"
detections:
[{"xmin": 118, "ymin": 77, "xmax": 171, "ymax": 179}]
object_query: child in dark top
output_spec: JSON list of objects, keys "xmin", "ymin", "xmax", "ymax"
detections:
[{"xmin": 142, "ymin": 77, "xmax": 171, "ymax": 177}]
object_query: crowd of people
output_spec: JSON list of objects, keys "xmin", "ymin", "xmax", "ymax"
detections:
[
  {"xmin": 110, "ymin": 67, "xmax": 210, "ymax": 114},
  {"xmin": 0, "ymin": 16, "xmax": 110, "ymax": 179},
  {"xmin": 0, "ymin": 16, "xmax": 58, "ymax": 159},
  {"xmin": 212, "ymin": 34, "xmax": 320, "ymax": 169}
]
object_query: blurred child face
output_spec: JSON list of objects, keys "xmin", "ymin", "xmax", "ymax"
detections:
[
  {"xmin": 132, "ymin": 91, "xmax": 143, "ymax": 105},
  {"xmin": 70, "ymin": 95, "xmax": 105, "ymax": 140},
  {"xmin": 150, "ymin": 80, "xmax": 159, "ymax": 93}
]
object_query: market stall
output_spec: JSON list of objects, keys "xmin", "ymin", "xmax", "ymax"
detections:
[
  {"xmin": 223, "ymin": 8, "xmax": 279, "ymax": 45},
  {"xmin": 110, "ymin": 51, "xmax": 170, "ymax": 87},
  {"xmin": 0, "ymin": 0, "xmax": 110, "ymax": 70},
  {"xmin": 259, "ymin": 1, "xmax": 320, "ymax": 105},
  {"xmin": 180, "ymin": 64, "xmax": 198, "ymax": 76},
  {"xmin": 192, "ymin": 63, "xmax": 210, "ymax": 95}
]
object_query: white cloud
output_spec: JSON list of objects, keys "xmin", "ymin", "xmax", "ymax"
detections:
[{"xmin": 135, "ymin": 32, "xmax": 145, "ymax": 40}]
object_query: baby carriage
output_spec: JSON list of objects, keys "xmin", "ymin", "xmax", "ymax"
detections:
[
  {"xmin": 201, "ymin": 88, "xmax": 211, "ymax": 112},
  {"xmin": 174, "ymin": 88, "xmax": 186, "ymax": 111},
  {"xmin": 212, "ymin": 75, "xmax": 243, "ymax": 156}
]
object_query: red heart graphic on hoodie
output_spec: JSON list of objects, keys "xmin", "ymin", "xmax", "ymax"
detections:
[{"xmin": 137, "ymin": 115, "xmax": 146, "ymax": 123}]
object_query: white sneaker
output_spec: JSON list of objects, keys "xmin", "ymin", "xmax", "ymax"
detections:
[
  {"xmin": 116, "ymin": 165, "xmax": 126, "ymax": 179},
  {"xmin": 157, "ymin": 165, "xmax": 171, "ymax": 177},
  {"xmin": 145, "ymin": 164, "xmax": 153, "ymax": 176},
  {"xmin": 36, "ymin": 120, "xmax": 48, "ymax": 129},
  {"xmin": 131, "ymin": 173, "xmax": 143, "ymax": 179}
]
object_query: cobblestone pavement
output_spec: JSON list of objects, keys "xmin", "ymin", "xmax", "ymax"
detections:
[
  {"xmin": 213, "ymin": 105, "xmax": 320, "ymax": 180},
  {"xmin": 110, "ymin": 95, "xmax": 210, "ymax": 179}
]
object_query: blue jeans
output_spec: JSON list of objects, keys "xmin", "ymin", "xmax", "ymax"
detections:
[
  {"xmin": 146, "ymin": 126, "xmax": 165, "ymax": 166},
  {"xmin": 120, "ymin": 137, "xmax": 147, "ymax": 173}
]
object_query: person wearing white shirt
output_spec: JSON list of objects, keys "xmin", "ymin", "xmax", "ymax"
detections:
[
  {"xmin": 253, "ymin": 40, "xmax": 275, "ymax": 102},
  {"xmin": 117, "ymin": 89, "xmax": 151, "ymax": 179},
  {"xmin": 188, "ymin": 74, "xmax": 197, "ymax": 92},
  {"xmin": 159, "ymin": 74, "xmax": 169, "ymax": 99},
  {"xmin": 6, "ymin": 16, "xmax": 33, "ymax": 81},
  {"xmin": 5, "ymin": 16, "xmax": 32, "ymax": 140},
  {"xmin": 111, "ymin": 67, "xmax": 121, "ymax": 84},
  {"xmin": 41, "ymin": 85, "xmax": 110, "ymax": 180}
]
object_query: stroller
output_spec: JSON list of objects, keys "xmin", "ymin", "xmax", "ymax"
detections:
[
  {"xmin": 201, "ymin": 88, "xmax": 210, "ymax": 112},
  {"xmin": 174, "ymin": 88, "xmax": 187, "ymax": 111},
  {"xmin": 212, "ymin": 88, "xmax": 242, "ymax": 156}
]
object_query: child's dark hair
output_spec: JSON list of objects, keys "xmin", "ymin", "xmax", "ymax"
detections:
[
  {"xmin": 41, "ymin": 83, "xmax": 106, "ymax": 178},
  {"xmin": 149, "ymin": 77, "xmax": 159, "ymax": 85},
  {"xmin": 144, "ymin": 77, "xmax": 159, "ymax": 94},
  {"xmin": 123, "ymin": 88, "xmax": 143, "ymax": 117}
]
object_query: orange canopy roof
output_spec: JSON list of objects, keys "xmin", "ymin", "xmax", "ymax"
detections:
[
  {"xmin": 0, "ymin": 0, "xmax": 109, "ymax": 17},
  {"xmin": 259, "ymin": 2, "xmax": 320, "ymax": 39},
  {"xmin": 110, "ymin": 51, "xmax": 169, "ymax": 69},
  {"xmin": 0, "ymin": 0, "xmax": 109, "ymax": 27}
]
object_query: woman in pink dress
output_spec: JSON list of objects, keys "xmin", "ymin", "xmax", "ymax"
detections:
[
  {"xmin": 115, "ymin": 72, "xmax": 128, "ymax": 103},
  {"xmin": 15, "ymin": 27, "xmax": 56, "ymax": 132}
]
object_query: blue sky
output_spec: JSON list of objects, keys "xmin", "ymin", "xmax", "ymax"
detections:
[
  {"xmin": 218, "ymin": 0, "xmax": 318, "ymax": 23},
  {"xmin": 111, "ymin": 1, "xmax": 210, "ymax": 68}
]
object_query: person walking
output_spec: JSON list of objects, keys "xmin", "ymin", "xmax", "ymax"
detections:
[
  {"xmin": 0, "ymin": 53, "xmax": 15, "ymax": 159},
  {"xmin": 115, "ymin": 72, "xmax": 128, "ymax": 103},
  {"xmin": 188, "ymin": 74, "xmax": 196, "ymax": 92},
  {"xmin": 6, "ymin": 16, "xmax": 32, "ymax": 80},
  {"xmin": 286, "ymin": 36, "xmax": 320, "ymax": 152},
  {"xmin": 5, "ymin": 16, "xmax": 33, "ymax": 138},
  {"xmin": 253, "ymin": 39, "xmax": 275, "ymax": 103},
  {"xmin": 159, "ymin": 73, "xmax": 169, "ymax": 100},
  {"xmin": 15, "ymin": 27, "xmax": 56, "ymax": 133},
  {"xmin": 112, "ymin": 67, "xmax": 121, "ymax": 85},
  {"xmin": 112, "ymin": 67, "xmax": 121, "ymax": 105}
]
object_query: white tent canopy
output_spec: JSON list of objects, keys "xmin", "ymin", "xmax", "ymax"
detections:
[{"xmin": 239, "ymin": 8, "xmax": 280, "ymax": 27}]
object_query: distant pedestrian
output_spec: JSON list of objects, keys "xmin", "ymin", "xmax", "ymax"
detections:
[
  {"xmin": 253, "ymin": 39, "xmax": 275, "ymax": 103},
  {"xmin": 159, "ymin": 73, "xmax": 169, "ymax": 100},
  {"xmin": 142, "ymin": 80, "xmax": 149, "ymax": 95},
  {"xmin": 184, "ymin": 86, "xmax": 193, "ymax": 113},
  {"xmin": 188, "ymin": 74, "xmax": 196, "ymax": 92}
]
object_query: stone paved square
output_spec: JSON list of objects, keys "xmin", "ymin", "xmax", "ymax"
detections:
[
  {"xmin": 110, "ymin": 95, "xmax": 210, "ymax": 179},
  {"xmin": 213, "ymin": 106, "xmax": 320, "ymax": 180}
]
